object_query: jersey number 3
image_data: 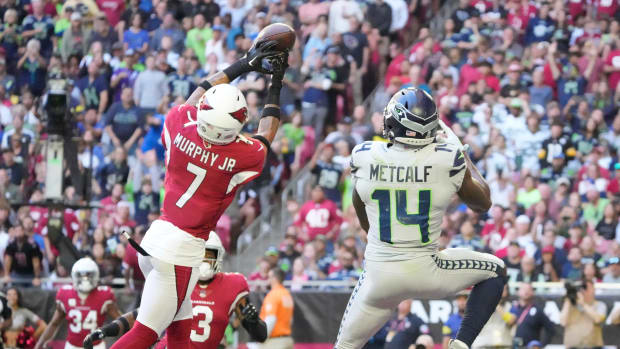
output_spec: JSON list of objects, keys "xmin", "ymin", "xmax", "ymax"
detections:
[
  {"xmin": 190, "ymin": 305, "xmax": 214, "ymax": 342},
  {"xmin": 371, "ymin": 189, "xmax": 431, "ymax": 245}
]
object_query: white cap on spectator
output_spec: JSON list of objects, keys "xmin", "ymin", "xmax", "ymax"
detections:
[
  {"xmin": 118, "ymin": 201, "xmax": 131, "ymax": 209},
  {"xmin": 557, "ymin": 177, "xmax": 570, "ymax": 187},
  {"xmin": 515, "ymin": 215, "xmax": 530, "ymax": 225},
  {"xmin": 256, "ymin": 12, "xmax": 267, "ymax": 19},
  {"xmin": 531, "ymin": 104, "xmax": 544, "ymax": 116},
  {"xmin": 70, "ymin": 12, "xmax": 81, "ymax": 21},
  {"xmin": 508, "ymin": 63, "xmax": 522, "ymax": 72}
]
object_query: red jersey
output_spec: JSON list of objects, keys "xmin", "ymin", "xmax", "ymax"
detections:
[
  {"xmin": 594, "ymin": 0, "xmax": 618, "ymax": 19},
  {"xmin": 96, "ymin": 0, "xmax": 125, "ymax": 27},
  {"xmin": 159, "ymin": 104, "xmax": 266, "ymax": 240},
  {"xmin": 606, "ymin": 50, "xmax": 620, "ymax": 92},
  {"xmin": 36, "ymin": 209, "xmax": 80, "ymax": 257},
  {"xmin": 568, "ymin": 0, "xmax": 587, "ymax": 20},
  {"xmin": 56, "ymin": 285, "xmax": 115, "ymax": 347},
  {"xmin": 156, "ymin": 273, "xmax": 249, "ymax": 349},
  {"xmin": 294, "ymin": 199, "xmax": 342, "ymax": 241}
]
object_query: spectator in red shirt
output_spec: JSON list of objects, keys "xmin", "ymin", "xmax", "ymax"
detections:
[
  {"xmin": 457, "ymin": 49, "xmax": 481, "ymax": 95},
  {"xmin": 384, "ymin": 42, "xmax": 406, "ymax": 87},
  {"xmin": 476, "ymin": 60, "xmax": 500, "ymax": 92},
  {"xmin": 506, "ymin": 0, "xmax": 536, "ymax": 34},
  {"xmin": 113, "ymin": 201, "xmax": 136, "ymax": 231},
  {"xmin": 98, "ymin": 182, "xmax": 123, "ymax": 221},
  {"xmin": 294, "ymin": 185, "xmax": 342, "ymax": 243},
  {"xmin": 249, "ymin": 257, "xmax": 271, "ymax": 292},
  {"xmin": 96, "ymin": 0, "xmax": 125, "ymax": 27},
  {"xmin": 481, "ymin": 205, "xmax": 507, "ymax": 243},
  {"xmin": 606, "ymin": 163, "xmax": 620, "ymax": 194},
  {"xmin": 604, "ymin": 45, "xmax": 620, "ymax": 92},
  {"xmin": 594, "ymin": 0, "xmax": 618, "ymax": 19},
  {"xmin": 568, "ymin": 0, "xmax": 587, "ymax": 21}
]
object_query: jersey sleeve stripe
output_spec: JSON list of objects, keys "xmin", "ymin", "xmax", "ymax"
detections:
[
  {"xmin": 449, "ymin": 166, "xmax": 465, "ymax": 177},
  {"xmin": 56, "ymin": 300, "xmax": 65, "ymax": 313},
  {"xmin": 452, "ymin": 151, "xmax": 465, "ymax": 168},
  {"xmin": 100, "ymin": 299, "xmax": 113, "ymax": 315},
  {"xmin": 226, "ymin": 171, "xmax": 259, "ymax": 194},
  {"xmin": 228, "ymin": 291, "xmax": 249, "ymax": 315},
  {"xmin": 163, "ymin": 122, "xmax": 172, "ymax": 165}
]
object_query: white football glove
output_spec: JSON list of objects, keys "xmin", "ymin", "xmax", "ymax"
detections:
[{"xmin": 438, "ymin": 120, "xmax": 469, "ymax": 152}]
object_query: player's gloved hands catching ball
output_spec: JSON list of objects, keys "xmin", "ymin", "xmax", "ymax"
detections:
[
  {"xmin": 270, "ymin": 52, "xmax": 289, "ymax": 88},
  {"xmin": 224, "ymin": 40, "xmax": 283, "ymax": 80},
  {"xmin": 82, "ymin": 329, "xmax": 104, "ymax": 349},
  {"xmin": 437, "ymin": 120, "xmax": 470, "ymax": 153},
  {"xmin": 241, "ymin": 303, "xmax": 259, "ymax": 325},
  {"xmin": 244, "ymin": 40, "xmax": 286, "ymax": 74}
]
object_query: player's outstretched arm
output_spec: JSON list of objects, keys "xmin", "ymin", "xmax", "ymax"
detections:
[
  {"xmin": 235, "ymin": 296, "xmax": 268, "ymax": 342},
  {"xmin": 34, "ymin": 304, "xmax": 65, "ymax": 349},
  {"xmin": 83, "ymin": 309, "xmax": 138, "ymax": 349},
  {"xmin": 254, "ymin": 54, "xmax": 288, "ymax": 147},
  {"xmin": 457, "ymin": 151, "xmax": 492, "ymax": 213},
  {"xmin": 185, "ymin": 41, "xmax": 281, "ymax": 106}
]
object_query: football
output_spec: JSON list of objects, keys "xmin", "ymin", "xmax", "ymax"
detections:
[{"xmin": 253, "ymin": 23, "xmax": 296, "ymax": 52}]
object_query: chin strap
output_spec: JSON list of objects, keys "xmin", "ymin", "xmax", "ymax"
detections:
[{"xmin": 184, "ymin": 110, "xmax": 197, "ymax": 128}]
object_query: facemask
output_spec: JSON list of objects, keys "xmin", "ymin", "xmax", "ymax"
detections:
[{"xmin": 199, "ymin": 262, "xmax": 215, "ymax": 281}]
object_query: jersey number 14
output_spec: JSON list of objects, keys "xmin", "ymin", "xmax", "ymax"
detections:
[{"xmin": 371, "ymin": 189, "xmax": 431, "ymax": 245}]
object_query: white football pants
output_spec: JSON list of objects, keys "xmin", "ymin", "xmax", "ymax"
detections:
[{"xmin": 335, "ymin": 248, "xmax": 505, "ymax": 349}]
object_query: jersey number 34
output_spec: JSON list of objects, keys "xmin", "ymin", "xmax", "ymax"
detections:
[{"xmin": 371, "ymin": 189, "xmax": 431, "ymax": 245}]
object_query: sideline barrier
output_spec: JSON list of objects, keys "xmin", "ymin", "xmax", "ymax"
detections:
[{"xmin": 8, "ymin": 281, "xmax": 620, "ymax": 345}]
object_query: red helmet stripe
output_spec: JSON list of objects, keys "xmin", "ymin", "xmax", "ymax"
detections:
[
  {"xmin": 199, "ymin": 101, "xmax": 213, "ymax": 111},
  {"xmin": 229, "ymin": 107, "xmax": 248, "ymax": 124}
]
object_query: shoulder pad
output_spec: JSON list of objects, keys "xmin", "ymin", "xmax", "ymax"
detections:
[
  {"xmin": 225, "ymin": 272, "xmax": 249, "ymax": 288},
  {"xmin": 351, "ymin": 141, "xmax": 380, "ymax": 167}
]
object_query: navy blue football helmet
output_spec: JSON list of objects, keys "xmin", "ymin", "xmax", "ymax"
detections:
[{"xmin": 383, "ymin": 87, "xmax": 439, "ymax": 146}]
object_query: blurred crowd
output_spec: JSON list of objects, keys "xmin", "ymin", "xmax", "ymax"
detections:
[
  {"xmin": 0, "ymin": 0, "xmax": 441, "ymax": 291},
  {"xmin": 251, "ymin": 0, "xmax": 620, "ymax": 291}
]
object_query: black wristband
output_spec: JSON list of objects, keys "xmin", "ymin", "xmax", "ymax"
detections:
[
  {"xmin": 119, "ymin": 316, "xmax": 130, "ymax": 332},
  {"xmin": 252, "ymin": 135, "xmax": 271, "ymax": 150},
  {"xmin": 223, "ymin": 60, "xmax": 250, "ymax": 81},
  {"xmin": 101, "ymin": 321, "xmax": 121, "ymax": 337},
  {"xmin": 261, "ymin": 106, "xmax": 281, "ymax": 120},
  {"xmin": 265, "ymin": 85, "xmax": 282, "ymax": 106},
  {"xmin": 199, "ymin": 80, "xmax": 212, "ymax": 91},
  {"xmin": 242, "ymin": 318, "xmax": 268, "ymax": 342}
]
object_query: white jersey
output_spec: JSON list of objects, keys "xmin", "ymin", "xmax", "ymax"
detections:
[{"xmin": 351, "ymin": 141, "xmax": 466, "ymax": 261}]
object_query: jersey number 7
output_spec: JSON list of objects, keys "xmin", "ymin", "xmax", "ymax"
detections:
[
  {"xmin": 371, "ymin": 189, "xmax": 431, "ymax": 245},
  {"xmin": 176, "ymin": 163, "xmax": 207, "ymax": 208}
]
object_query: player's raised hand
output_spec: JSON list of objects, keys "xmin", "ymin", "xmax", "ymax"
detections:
[
  {"xmin": 270, "ymin": 52, "xmax": 289, "ymax": 86},
  {"xmin": 83, "ymin": 329, "xmax": 104, "ymax": 349},
  {"xmin": 241, "ymin": 303, "xmax": 260, "ymax": 324},
  {"xmin": 437, "ymin": 120, "xmax": 469, "ymax": 152},
  {"xmin": 245, "ymin": 40, "xmax": 285, "ymax": 74}
]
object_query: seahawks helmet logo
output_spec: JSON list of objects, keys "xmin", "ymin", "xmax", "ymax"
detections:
[{"xmin": 388, "ymin": 101, "xmax": 437, "ymax": 134}]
